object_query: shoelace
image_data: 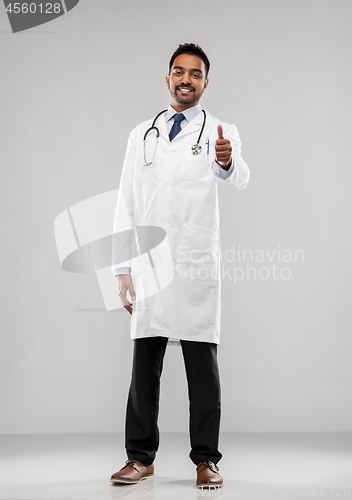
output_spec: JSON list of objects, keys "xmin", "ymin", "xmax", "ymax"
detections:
[
  {"xmin": 196, "ymin": 460, "xmax": 219, "ymax": 474},
  {"xmin": 121, "ymin": 459, "xmax": 139, "ymax": 472}
]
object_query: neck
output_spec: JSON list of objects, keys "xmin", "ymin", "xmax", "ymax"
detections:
[{"xmin": 170, "ymin": 101, "xmax": 199, "ymax": 113}]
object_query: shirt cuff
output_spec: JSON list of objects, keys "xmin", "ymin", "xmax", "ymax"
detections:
[
  {"xmin": 114, "ymin": 267, "xmax": 131, "ymax": 277},
  {"xmin": 215, "ymin": 158, "xmax": 235, "ymax": 180}
]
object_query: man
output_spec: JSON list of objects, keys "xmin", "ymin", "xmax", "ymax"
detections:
[{"xmin": 110, "ymin": 43, "xmax": 250, "ymax": 488}]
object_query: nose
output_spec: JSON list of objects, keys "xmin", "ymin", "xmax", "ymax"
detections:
[{"xmin": 181, "ymin": 72, "xmax": 191, "ymax": 85}]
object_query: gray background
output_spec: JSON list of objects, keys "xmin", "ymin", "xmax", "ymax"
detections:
[{"xmin": 1, "ymin": 0, "xmax": 351, "ymax": 434}]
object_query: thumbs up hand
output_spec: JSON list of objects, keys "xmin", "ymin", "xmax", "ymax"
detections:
[{"xmin": 215, "ymin": 124, "xmax": 232, "ymax": 169}]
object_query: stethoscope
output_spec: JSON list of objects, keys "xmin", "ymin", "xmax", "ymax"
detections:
[{"xmin": 143, "ymin": 109, "xmax": 207, "ymax": 166}]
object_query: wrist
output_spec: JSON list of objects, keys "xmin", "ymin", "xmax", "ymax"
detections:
[{"xmin": 216, "ymin": 158, "xmax": 232, "ymax": 170}]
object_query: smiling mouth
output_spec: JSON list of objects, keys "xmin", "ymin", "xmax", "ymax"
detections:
[{"xmin": 177, "ymin": 87, "xmax": 194, "ymax": 93}]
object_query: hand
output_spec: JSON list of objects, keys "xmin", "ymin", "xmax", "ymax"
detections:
[
  {"xmin": 118, "ymin": 274, "xmax": 136, "ymax": 307},
  {"xmin": 215, "ymin": 124, "xmax": 232, "ymax": 169}
]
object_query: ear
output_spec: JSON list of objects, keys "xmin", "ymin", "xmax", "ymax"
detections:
[
  {"xmin": 203, "ymin": 78, "xmax": 209, "ymax": 92},
  {"xmin": 165, "ymin": 74, "xmax": 170, "ymax": 88}
]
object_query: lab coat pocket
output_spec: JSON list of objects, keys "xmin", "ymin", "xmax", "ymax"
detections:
[
  {"xmin": 180, "ymin": 149, "xmax": 212, "ymax": 182},
  {"xmin": 176, "ymin": 221, "xmax": 219, "ymax": 281}
]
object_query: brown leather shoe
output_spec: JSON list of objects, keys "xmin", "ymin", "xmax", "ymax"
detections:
[
  {"xmin": 110, "ymin": 459, "xmax": 154, "ymax": 484},
  {"xmin": 196, "ymin": 460, "xmax": 223, "ymax": 488}
]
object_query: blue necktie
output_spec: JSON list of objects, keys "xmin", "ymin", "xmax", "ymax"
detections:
[{"xmin": 169, "ymin": 113, "xmax": 185, "ymax": 142}]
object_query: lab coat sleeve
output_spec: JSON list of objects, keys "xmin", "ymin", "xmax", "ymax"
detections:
[
  {"xmin": 111, "ymin": 131, "xmax": 137, "ymax": 275},
  {"xmin": 211, "ymin": 123, "xmax": 250, "ymax": 189}
]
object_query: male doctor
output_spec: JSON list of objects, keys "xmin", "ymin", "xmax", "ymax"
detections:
[{"xmin": 110, "ymin": 43, "xmax": 250, "ymax": 488}]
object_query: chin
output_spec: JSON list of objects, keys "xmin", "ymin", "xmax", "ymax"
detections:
[{"xmin": 177, "ymin": 97, "xmax": 196, "ymax": 105}]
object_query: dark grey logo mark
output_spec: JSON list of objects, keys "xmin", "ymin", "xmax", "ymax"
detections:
[
  {"xmin": 54, "ymin": 189, "xmax": 175, "ymax": 312},
  {"xmin": 3, "ymin": 0, "xmax": 79, "ymax": 33},
  {"xmin": 62, "ymin": 226, "xmax": 167, "ymax": 274}
]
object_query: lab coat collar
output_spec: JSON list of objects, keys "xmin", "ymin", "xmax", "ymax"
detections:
[
  {"xmin": 158, "ymin": 105, "xmax": 212, "ymax": 144},
  {"xmin": 165, "ymin": 103, "xmax": 202, "ymax": 125}
]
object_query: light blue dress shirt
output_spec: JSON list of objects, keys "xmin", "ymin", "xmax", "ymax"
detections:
[{"xmin": 114, "ymin": 104, "xmax": 234, "ymax": 276}]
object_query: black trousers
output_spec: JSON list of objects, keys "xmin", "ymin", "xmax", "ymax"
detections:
[{"xmin": 125, "ymin": 336, "xmax": 222, "ymax": 466}]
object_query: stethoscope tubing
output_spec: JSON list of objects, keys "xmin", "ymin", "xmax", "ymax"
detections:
[{"xmin": 143, "ymin": 109, "xmax": 207, "ymax": 166}]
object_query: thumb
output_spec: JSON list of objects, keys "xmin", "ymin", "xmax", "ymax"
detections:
[{"xmin": 218, "ymin": 124, "xmax": 224, "ymax": 140}]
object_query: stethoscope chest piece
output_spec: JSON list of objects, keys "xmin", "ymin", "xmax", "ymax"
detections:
[{"xmin": 191, "ymin": 144, "xmax": 202, "ymax": 155}]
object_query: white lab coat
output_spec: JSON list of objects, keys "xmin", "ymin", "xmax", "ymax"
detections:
[{"xmin": 112, "ymin": 109, "xmax": 250, "ymax": 345}]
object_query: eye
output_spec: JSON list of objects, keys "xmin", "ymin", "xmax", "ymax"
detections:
[{"xmin": 193, "ymin": 74, "xmax": 201, "ymax": 78}]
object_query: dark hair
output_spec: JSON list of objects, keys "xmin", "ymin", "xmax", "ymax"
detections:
[{"xmin": 169, "ymin": 43, "xmax": 210, "ymax": 77}]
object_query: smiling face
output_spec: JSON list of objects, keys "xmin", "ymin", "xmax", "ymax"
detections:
[{"xmin": 166, "ymin": 53, "xmax": 209, "ymax": 112}]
